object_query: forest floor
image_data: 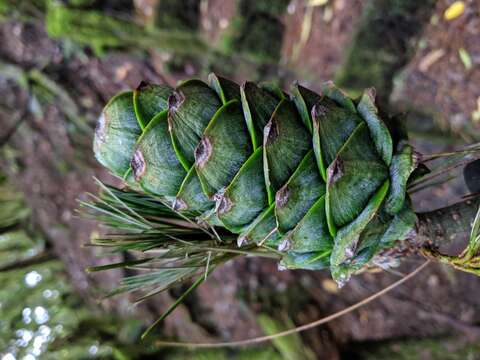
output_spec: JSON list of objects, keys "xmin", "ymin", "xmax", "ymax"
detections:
[{"xmin": 1, "ymin": 0, "xmax": 480, "ymax": 358}]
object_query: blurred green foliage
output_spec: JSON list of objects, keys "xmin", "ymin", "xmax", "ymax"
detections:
[
  {"xmin": 0, "ymin": 175, "xmax": 29, "ymax": 229},
  {"xmin": 0, "ymin": 175, "xmax": 161, "ymax": 359},
  {"xmin": 45, "ymin": 2, "xmax": 146, "ymax": 55},
  {"xmin": 153, "ymin": 0, "xmax": 203, "ymax": 74},
  {"xmin": 220, "ymin": 0, "xmax": 288, "ymax": 63},
  {"xmin": 155, "ymin": 0, "xmax": 200, "ymax": 31},
  {"xmin": 0, "ymin": 0, "xmax": 206, "ymax": 57},
  {"xmin": 334, "ymin": 0, "xmax": 436, "ymax": 104},
  {"xmin": 257, "ymin": 314, "xmax": 316, "ymax": 360},
  {"xmin": 237, "ymin": 0, "xmax": 290, "ymax": 17},
  {"xmin": 1, "ymin": 0, "xmax": 283, "ymax": 80},
  {"xmin": 0, "ymin": 0, "xmax": 46, "ymax": 22}
]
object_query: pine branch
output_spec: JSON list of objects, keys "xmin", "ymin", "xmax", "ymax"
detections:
[{"xmin": 416, "ymin": 196, "xmax": 480, "ymax": 249}]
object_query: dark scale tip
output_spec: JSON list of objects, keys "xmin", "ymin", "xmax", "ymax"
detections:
[
  {"xmin": 172, "ymin": 198, "xmax": 188, "ymax": 212},
  {"xmin": 265, "ymin": 120, "xmax": 279, "ymax": 146},
  {"xmin": 312, "ymin": 103, "xmax": 328, "ymax": 119},
  {"xmin": 136, "ymin": 80, "xmax": 150, "ymax": 91},
  {"xmin": 168, "ymin": 90, "xmax": 185, "ymax": 114},
  {"xmin": 242, "ymin": 81, "xmax": 254, "ymax": 92},
  {"xmin": 194, "ymin": 137, "xmax": 212, "ymax": 168},
  {"xmin": 131, "ymin": 149, "xmax": 146, "ymax": 181},
  {"xmin": 275, "ymin": 186, "xmax": 290, "ymax": 208},
  {"xmin": 328, "ymin": 158, "xmax": 344, "ymax": 184},
  {"xmin": 216, "ymin": 194, "xmax": 233, "ymax": 215},
  {"xmin": 167, "ymin": 91, "xmax": 185, "ymax": 133}
]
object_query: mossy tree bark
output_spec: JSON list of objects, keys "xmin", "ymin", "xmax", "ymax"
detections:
[
  {"xmin": 220, "ymin": 0, "xmax": 289, "ymax": 64},
  {"xmin": 335, "ymin": 0, "xmax": 437, "ymax": 106}
]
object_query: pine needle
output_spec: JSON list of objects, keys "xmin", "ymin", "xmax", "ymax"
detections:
[
  {"xmin": 94, "ymin": 177, "xmax": 152, "ymax": 226},
  {"xmin": 409, "ymin": 156, "xmax": 479, "ymax": 192},
  {"xmin": 154, "ymin": 261, "xmax": 430, "ymax": 348},
  {"xmin": 142, "ymin": 267, "xmax": 215, "ymax": 339},
  {"xmin": 421, "ymin": 142, "xmax": 480, "ymax": 162}
]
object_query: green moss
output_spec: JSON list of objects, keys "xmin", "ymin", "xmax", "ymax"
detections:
[
  {"xmin": 155, "ymin": 0, "xmax": 201, "ymax": 31},
  {"xmin": 238, "ymin": 0, "xmax": 290, "ymax": 17},
  {"xmin": 221, "ymin": 13, "xmax": 284, "ymax": 64},
  {"xmin": 334, "ymin": 0, "xmax": 436, "ymax": 105},
  {"xmin": 219, "ymin": 0, "xmax": 288, "ymax": 64},
  {"xmin": 0, "ymin": 0, "xmax": 47, "ymax": 21},
  {"xmin": 45, "ymin": 2, "xmax": 207, "ymax": 57},
  {"xmin": 65, "ymin": 0, "xmax": 96, "ymax": 7},
  {"xmin": 45, "ymin": 2, "xmax": 140, "ymax": 55}
]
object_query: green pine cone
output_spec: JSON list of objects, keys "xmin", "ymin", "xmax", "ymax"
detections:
[{"xmin": 93, "ymin": 74, "xmax": 418, "ymax": 285}]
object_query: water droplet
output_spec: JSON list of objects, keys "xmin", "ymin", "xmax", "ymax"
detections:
[
  {"xmin": 24, "ymin": 271, "xmax": 42, "ymax": 288},
  {"xmin": 33, "ymin": 306, "xmax": 49, "ymax": 324},
  {"xmin": 89, "ymin": 345, "xmax": 99, "ymax": 355}
]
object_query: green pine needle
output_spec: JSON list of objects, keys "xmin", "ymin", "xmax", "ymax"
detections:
[{"xmin": 81, "ymin": 179, "xmax": 276, "ymax": 331}]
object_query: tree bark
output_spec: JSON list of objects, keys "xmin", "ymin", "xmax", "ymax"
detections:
[
  {"xmin": 335, "ymin": 0, "xmax": 437, "ymax": 106},
  {"xmin": 416, "ymin": 196, "xmax": 480, "ymax": 250}
]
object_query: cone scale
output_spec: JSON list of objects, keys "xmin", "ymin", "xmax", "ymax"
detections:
[{"xmin": 94, "ymin": 74, "xmax": 417, "ymax": 285}]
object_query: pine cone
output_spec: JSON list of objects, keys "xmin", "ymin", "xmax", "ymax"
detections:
[{"xmin": 94, "ymin": 74, "xmax": 418, "ymax": 285}]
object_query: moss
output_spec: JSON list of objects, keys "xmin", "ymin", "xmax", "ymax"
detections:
[
  {"xmin": 155, "ymin": 0, "xmax": 201, "ymax": 31},
  {"xmin": 45, "ymin": 2, "xmax": 138, "ymax": 55},
  {"xmin": 334, "ymin": 0, "xmax": 436, "ymax": 105},
  {"xmin": 0, "ymin": 0, "xmax": 47, "ymax": 21},
  {"xmin": 64, "ymin": 0, "xmax": 97, "ymax": 7},
  {"xmin": 153, "ymin": 0, "xmax": 202, "ymax": 75},
  {"xmin": 221, "ymin": 12, "xmax": 284, "ymax": 64},
  {"xmin": 237, "ymin": 0, "xmax": 290, "ymax": 17},
  {"xmin": 45, "ymin": 2, "xmax": 207, "ymax": 57},
  {"xmin": 220, "ymin": 0, "xmax": 288, "ymax": 64}
]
